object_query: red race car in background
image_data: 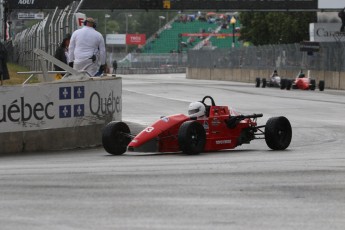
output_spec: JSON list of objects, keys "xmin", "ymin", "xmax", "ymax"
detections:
[
  {"xmin": 102, "ymin": 96, "xmax": 292, "ymax": 155},
  {"xmin": 255, "ymin": 70, "xmax": 325, "ymax": 91},
  {"xmin": 292, "ymin": 71, "xmax": 325, "ymax": 91}
]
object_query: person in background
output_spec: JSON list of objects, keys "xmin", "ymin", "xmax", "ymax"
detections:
[
  {"xmin": 54, "ymin": 33, "xmax": 71, "ymax": 79},
  {"xmin": 112, "ymin": 60, "xmax": 117, "ymax": 76},
  {"xmin": 95, "ymin": 63, "xmax": 110, "ymax": 76},
  {"xmin": 68, "ymin": 17, "xmax": 106, "ymax": 76},
  {"xmin": 270, "ymin": 69, "xmax": 279, "ymax": 78},
  {"xmin": 0, "ymin": 41, "xmax": 9, "ymax": 85},
  {"xmin": 339, "ymin": 7, "xmax": 345, "ymax": 32}
]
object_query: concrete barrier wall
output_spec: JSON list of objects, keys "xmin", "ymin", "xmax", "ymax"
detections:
[
  {"xmin": 0, "ymin": 124, "xmax": 106, "ymax": 153},
  {"xmin": 0, "ymin": 77, "xmax": 122, "ymax": 154},
  {"xmin": 187, "ymin": 68, "xmax": 345, "ymax": 90}
]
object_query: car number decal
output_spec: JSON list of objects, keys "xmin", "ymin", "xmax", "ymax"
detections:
[{"xmin": 145, "ymin": 127, "xmax": 154, "ymax": 133}]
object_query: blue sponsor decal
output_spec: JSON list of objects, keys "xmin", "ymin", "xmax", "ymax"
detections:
[
  {"xmin": 59, "ymin": 105, "xmax": 72, "ymax": 118},
  {"xmin": 74, "ymin": 104, "xmax": 85, "ymax": 117},
  {"xmin": 59, "ymin": 87, "xmax": 72, "ymax": 100},
  {"xmin": 74, "ymin": 86, "xmax": 85, "ymax": 99}
]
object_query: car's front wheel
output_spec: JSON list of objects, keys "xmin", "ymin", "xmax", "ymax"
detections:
[
  {"xmin": 265, "ymin": 116, "xmax": 292, "ymax": 150},
  {"xmin": 178, "ymin": 121, "xmax": 206, "ymax": 155},
  {"xmin": 102, "ymin": 121, "xmax": 131, "ymax": 155}
]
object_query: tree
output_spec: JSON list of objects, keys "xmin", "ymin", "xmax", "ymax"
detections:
[
  {"xmin": 106, "ymin": 20, "xmax": 120, "ymax": 34},
  {"xmin": 239, "ymin": 12, "xmax": 317, "ymax": 45}
]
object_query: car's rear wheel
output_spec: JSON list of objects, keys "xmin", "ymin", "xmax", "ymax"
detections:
[
  {"xmin": 265, "ymin": 116, "xmax": 292, "ymax": 150},
  {"xmin": 319, "ymin": 80, "xmax": 325, "ymax": 91},
  {"xmin": 102, "ymin": 121, "xmax": 131, "ymax": 155},
  {"xmin": 178, "ymin": 121, "xmax": 206, "ymax": 155},
  {"xmin": 286, "ymin": 80, "xmax": 292, "ymax": 90},
  {"xmin": 310, "ymin": 79, "xmax": 316, "ymax": 90},
  {"xmin": 280, "ymin": 79, "xmax": 287, "ymax": 89},
  {"xmin": 262, "ymin": 78, "xmax": 267, "ymax": 88},
  {"xmin": 255, "ymin": 77, "xmax": 260, "ymax": 87}
]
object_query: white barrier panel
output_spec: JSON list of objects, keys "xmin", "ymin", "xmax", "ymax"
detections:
[
  {"xmin": 0, "ymin": 78, "xmax": 121, "ymax": 133},
  {"xmin": 75, "ymin": 12, "xmax": 86, "ymax": 29},
  {"xmin": 309, "ymin": 23, "xmax": 342, "ymax": 42},
  {"xmin": 106, "ymin": 34, "xmax": 126, "ymax": 45}
]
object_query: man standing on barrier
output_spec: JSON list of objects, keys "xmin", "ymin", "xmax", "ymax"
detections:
[
  {"xmin": 339, "ymin": 7, "xmax": 345, "ymax": 32},
  {"xmin": 68, "ymin": 17, "xmax": 106, "ymax": 76}
]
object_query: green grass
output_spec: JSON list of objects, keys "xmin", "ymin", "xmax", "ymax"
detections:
[{"xmin": 2, "ymin": 62, "xmax": 39, "ymax": 85}]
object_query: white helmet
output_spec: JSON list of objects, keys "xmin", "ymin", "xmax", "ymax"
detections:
[{"xmin": 188, "ymin": 102, "xmax": 206, "ymax": 118}]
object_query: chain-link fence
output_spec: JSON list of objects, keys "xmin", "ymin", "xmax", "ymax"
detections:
[
  {"xmin": 9, "ymin": 1, "xmax": 187, "ymax": 74},
  {"xmin": 114, "ymin": 52, "xmax": 187, "ymax": 74},
  {"xmin": 188, "ymin": 42, "xmax": 345, "ymax": 72},
  {"xmin": 8, "ymin": 1, "xmax": 345, "ymax": 75},
  {"xmin": 11, "ymin": 1, "xmax": 80, "ymax": 70}
]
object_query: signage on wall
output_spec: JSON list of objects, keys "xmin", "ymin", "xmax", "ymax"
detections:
[
  {"xmin": 106, "ymin": 34, "xmax": 146, "ymax": 45},
  {"xmin": 0, "ymin": 79, "xmax": 122, "ymax": 133}
]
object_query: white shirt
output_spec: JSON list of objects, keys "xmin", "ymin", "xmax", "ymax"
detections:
[{"xmin": 68, "ymin": 26, "xmax": 106, "ymax": 65}]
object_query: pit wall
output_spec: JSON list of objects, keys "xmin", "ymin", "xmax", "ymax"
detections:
[
  {"xmin": 186, "ymin": 68, "xmax": 345, "ymax": 90},
  {"xmin": 0, "ymin": 77, "xmax": 122, "ymax": 154}
]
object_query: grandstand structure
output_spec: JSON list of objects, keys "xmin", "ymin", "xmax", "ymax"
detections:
[{"xmin": 142, "ymin": 12, "xmax": 240, "ymax": 53}]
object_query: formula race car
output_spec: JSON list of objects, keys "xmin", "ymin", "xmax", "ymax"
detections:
[
  {"xmin": 102, "ymin": 96, "xmax": 292, "ymax": 155},
  {"xmin": 255, "ymin": 70, "xmax": 292, "ymax": 90},
  {"xmin": 292, "ymin": 71, "xmax": 325, "ymax": 91}
]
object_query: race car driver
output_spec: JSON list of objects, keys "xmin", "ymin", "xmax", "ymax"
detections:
[{"xmin": 188, "ymin": 102, "xmax": 206, "ymax": 119}]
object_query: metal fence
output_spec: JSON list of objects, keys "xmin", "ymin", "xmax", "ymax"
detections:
[
  {"xmin": 188, "ymin": 42, "xmax": 345, "ymax": 72},
  {"xmin": 11, "ymin": 1, "xmax": 80, "ymax": 70},
  {"xmin": 114, "ymin": 52, "xmax": 187, "ymax": 74},
  {"xmin": 9, "ymin": 1, "xmax": 345, "ymax": 74},
  {"xmin": 9, "ymin": 1, "xmax": 187, "ymax": 74}
]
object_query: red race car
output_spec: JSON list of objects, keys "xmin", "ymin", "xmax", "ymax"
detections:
[
  {"xmin": 102, "ymin": 96, "xmax": 292, "ymax": 155},
  {"xmin": 292, "ymin": 71, "xmax": 325, "ymax": 91}
]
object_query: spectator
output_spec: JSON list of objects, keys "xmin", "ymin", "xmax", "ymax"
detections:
[
  {"xmin": 54, "ymin": 33, "xmax": 71, "ymax": 79},
  {"xmin": 95, "ymin": 63, "xmax": 109, "ymax": 76},
  {"xmin": 0, "ymin": 42, "xmax": 9, "ymax": 85},
  {"xmin": 112, "ymin": 60, "xmax": 117, "ymax": 75},
  {"xmin": 68, "ymin": 17, "xmax": 106, "ymax": 76},
  {"xmin": 339, "ymin": 7, "xmax": 345, "ymax": 32}
]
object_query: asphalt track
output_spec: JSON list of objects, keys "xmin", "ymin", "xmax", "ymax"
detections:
[{"xmin": 0, "ymin": 74, "xmax": 345, "ymax": 230}]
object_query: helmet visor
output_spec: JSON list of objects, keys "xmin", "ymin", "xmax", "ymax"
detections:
[{"xmin": 188, "ymin": 109, "xmax": 199, "ymax": 115}]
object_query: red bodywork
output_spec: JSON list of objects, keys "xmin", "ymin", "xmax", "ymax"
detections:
[
  {"xmin": 294, "ymin": 77, "xmax": 311, "ymax": 90},
  {"xmin": 128, "ymin": 105, "xmax": 258, "ymax": 153}
]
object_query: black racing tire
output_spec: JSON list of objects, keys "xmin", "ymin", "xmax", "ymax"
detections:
[
  {"xmin": 265, "ymin": 116, "xmax": 292, "ymax": 150},
  {"xmin": 255, "ymin": 77, "xmax": 260, "ymax": 87},
  {"xmin": 310, "ymin": 79, "xmax": 316, "ymax": 90},
  {"xmin": 178, "ymin": 121, "xmax": 206, "ymax": 155},
  {"xmin": 286, "ymin": 80, "xmax": 292, "ymax": 90},
  {"xmin": 319, "ymin": 80, "xmax": 325, "ymax": 91},
  {"xmin": 102, "ymin": 121, "xmax": 131, "ymax": 155},
  {"xmin": 280, "ymin": 79, "xmax": 287, "ymax": 89},
  {"xmin": 262, "ymin": 78, "xmax": 267, "ymax": 88}
]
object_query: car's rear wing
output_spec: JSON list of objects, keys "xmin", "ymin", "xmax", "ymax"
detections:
[{"xmin": 226, "ymin": 113, "xmax": 263, "ymax": 128}]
